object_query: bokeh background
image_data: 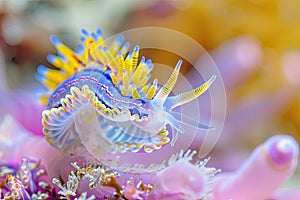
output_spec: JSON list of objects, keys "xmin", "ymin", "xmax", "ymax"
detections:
[{"xmin": 1, "ymin": 0, "xmax": 300, "ymax": 187}]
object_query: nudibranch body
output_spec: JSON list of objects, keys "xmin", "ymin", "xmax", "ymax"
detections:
[{"xmin": 37, "ymin": 29, "xmax": 215, "ymax": 154}]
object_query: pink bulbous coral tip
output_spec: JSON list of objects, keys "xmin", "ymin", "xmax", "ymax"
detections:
[
  {"xmin": 151, "ymin": 156, "xmax": 220, "ymax": 199},
  {"xmin": 266, "ymin": 135, "xmax": 299, "ymax": 168},
  {"xmin": 158, "ymin": 160, "xmax": 205, "ymax": 194}
]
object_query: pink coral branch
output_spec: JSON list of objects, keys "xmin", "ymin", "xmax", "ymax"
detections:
[{"xmin": 212, "ymin": 135, "xmax": 299, "ymax": 200}]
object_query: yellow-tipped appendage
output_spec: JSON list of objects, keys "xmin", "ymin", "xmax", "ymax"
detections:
[
  {"xmin": 52, "ymin": 41, "xmax": 81, "ymax": 70},
  {"xmin": 110, "ymin": 73, "xmax": 119, "ymax": 85},
  {"xmin": 124, "ymin": 53, "xmax": 133, "ymax": 76},
  {"xmin": 146, "ymin": 79, "xmax": 158, "ymax": 99},
  {"xmin": 42, "ymin": 69, "xmax": 66, "ymax": 84},
  {"xmin": 168, "ymin": 75, "xmax": 216, "ymax": 109},
  {"xmin": 131, "ymin": 87, "xmax": 140, "ymax": 99},
  {"xmin": 132, "ymin": 57, "xmax": 145, "ymax": 87},
  {"xmin": 153, "ymin": 60, "xmax": 182, "ymax": 104},
  {"xmin": 141, "ymin": 85, "xmax": 149, "ymax": 94},
  {"xmin": 115, "ymin": 46, "xmax": 159, "ymax": 100},
  {"xmin": 39, "ymin": 31, "xmax": 111, "ymax": 94},
  {"xmin": 117, "ymin": 53, "xmax": 125, "ymax": 78},
  {"xmin": 131, "ymin": 45, "xmax": 139, "ymax": 70},
  {"xmin": 38, "ymin": 30, "xmax": 158, "ymax": 103}
]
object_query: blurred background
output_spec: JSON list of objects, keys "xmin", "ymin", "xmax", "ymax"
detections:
[{"xmin": 0, "ymin": 0, "xmax": 300, "ymax": 186}]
